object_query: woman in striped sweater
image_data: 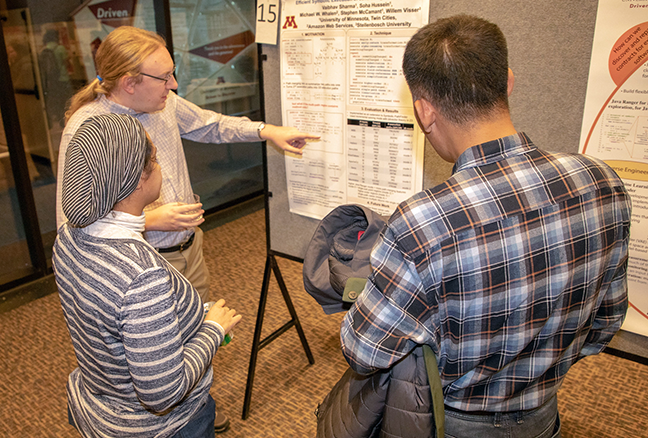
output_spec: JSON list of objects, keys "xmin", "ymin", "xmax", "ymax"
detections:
[{"xmin": 52, "ymin": 113, "xmax": 241, "ymax": 438}]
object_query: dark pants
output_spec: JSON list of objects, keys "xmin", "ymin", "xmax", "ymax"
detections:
[{"xmin": 445, "ymin": 395, "xmax": 561, "ymax": 438}]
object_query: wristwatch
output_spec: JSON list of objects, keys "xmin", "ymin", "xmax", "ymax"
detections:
[{"xmin": 257, "ymin": 122, "xmax": 265, "ymax": 140}]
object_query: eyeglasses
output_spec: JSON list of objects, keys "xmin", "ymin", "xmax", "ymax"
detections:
[{"xmin": 140, "ymin": 67, "xmax": 176, "ymax": 84}]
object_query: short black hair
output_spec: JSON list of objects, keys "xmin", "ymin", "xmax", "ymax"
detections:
[{"xmin": 403, "ymin": 14, "xmax": 509, "ymax": 125}]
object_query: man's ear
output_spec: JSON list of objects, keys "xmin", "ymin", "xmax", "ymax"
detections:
[
  {"xmin": 507, "ymin": 68, "xmax": 515, "ymax": 97},
  {"xmin": 120, "ymin": 75, "xmax": 137, "ymax": 95},
  {"xmin": 414, "ymin": 98, "xmax": 436, "ymax": 133}
]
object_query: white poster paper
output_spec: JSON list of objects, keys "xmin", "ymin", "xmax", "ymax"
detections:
[
  {"xmin": 579, "ymin": 0, "xmax": 648, "ymax": 336},
  {"xmin": 279, "ymin": 0, "xmax": 428, "ymax": 219}
]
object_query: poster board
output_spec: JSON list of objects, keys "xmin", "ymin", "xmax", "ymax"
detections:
[
  {"xmin": 576, "ymin": 0, "xmax": 648, "ymax": 339},
  {"xmin": 260, "ymin": 0, "xmax": 648, "ymax": 363},
  {"xmin": 264, "ymin": 0, "xmax": 601, "ymax": 260},
  {"xmin": 277, "ymin": 0, "xmax": 430, "ymax": 221}
]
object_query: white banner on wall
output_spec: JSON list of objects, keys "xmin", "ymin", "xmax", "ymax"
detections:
[
  {"xmin": 279, "ymin": 0, "xmax": 429, "ymax": 219},
  {"xmin": 579, "ymin": 0, "xmax": 648, "ymax": 336}
]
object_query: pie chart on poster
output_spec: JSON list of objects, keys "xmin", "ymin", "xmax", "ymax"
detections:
[{"xmin": 582, "ymin": 22, "xmax": 648, "ymax": 155}]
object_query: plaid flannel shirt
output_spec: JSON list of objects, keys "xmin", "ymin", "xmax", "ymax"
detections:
[
  {"xmin": 56, "ymin": 92, "xmax": 263, "ymax": 248},
  {"xmin": 341, "ymin": 132, "xmax": 630, "ymax": 412}
]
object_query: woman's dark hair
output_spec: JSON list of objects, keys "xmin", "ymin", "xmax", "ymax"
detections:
[
  {"xmin": 43, "ymin": 29, "xmax": 60, "ymax": 45},
  {"xmin": 141, "ymin": 134, "xmax": 156, "ymax": 179}
]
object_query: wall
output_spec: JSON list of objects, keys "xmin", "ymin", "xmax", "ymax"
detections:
[{"xmin": 263, "ymin": 0, "xmax": 599, "ymax": 259}]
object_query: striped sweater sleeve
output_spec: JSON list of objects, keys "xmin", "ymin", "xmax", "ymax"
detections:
[{"xmin": 120, "ymin": 267, "xmax": 222, "ymax": 413}]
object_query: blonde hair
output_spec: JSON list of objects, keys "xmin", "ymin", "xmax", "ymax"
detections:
[{"xmin": 65, "ymin": 26, "xmax": 166, "ymax": 123}]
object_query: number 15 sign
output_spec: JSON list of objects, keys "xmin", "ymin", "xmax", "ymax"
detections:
[{"xmin": 256, "ymin": 0, "xmax": 280, "ymax": 45}]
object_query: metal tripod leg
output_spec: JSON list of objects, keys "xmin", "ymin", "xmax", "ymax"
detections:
[{"xmin": 242, "ymin": 253, "xmax": 314, "ymax": 419}]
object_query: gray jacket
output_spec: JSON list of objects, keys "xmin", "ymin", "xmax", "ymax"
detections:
[
  {"xmin": 303, "ymin": 204, "xmax": 386, "ymax": 314},
  {"xmin": 316, "ymin": 347, "xmax": 434, "ymax": 438}
]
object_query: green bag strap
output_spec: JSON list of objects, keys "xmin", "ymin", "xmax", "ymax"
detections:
[{"xmin": 422, "ymin": 344, "xmax": 445, "ymax": 438}]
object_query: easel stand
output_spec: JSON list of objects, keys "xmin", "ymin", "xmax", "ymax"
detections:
[
  {"xmin": 242, "ymin": 251, "xmax": 315, "ymax": 419},
  {"xmin": 241, "ymin": 45, "xmax": 315, "ymax": 419}
]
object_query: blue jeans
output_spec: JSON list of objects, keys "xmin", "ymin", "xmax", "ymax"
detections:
[
  {"xmin": 172, "ymin": 394, "xmax": 216, "ymax": 438},
  {"xmin": 445, "ymin": 395, "xmax": 561, "ymax": 438},
  {"xmin": 68, "ymin": 395, "xmax": 216, "ymax": 438}
]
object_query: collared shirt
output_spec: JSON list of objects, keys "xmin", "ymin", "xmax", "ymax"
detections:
[
  {"xmin": 341, "ymin": 132, "xmax": 631, "ymax": 412},
  {"xmin": 56, "ymin": 92, "xmax": 262, "ymax": 248}
]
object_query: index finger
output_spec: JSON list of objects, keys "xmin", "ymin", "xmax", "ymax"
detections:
[{"xmin": 294, "ymin": 132, "xmax": 321, "ymax": 141}]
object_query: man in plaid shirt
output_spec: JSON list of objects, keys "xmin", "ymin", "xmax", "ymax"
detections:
[{"xmin": 340, "ymin": 15, "xmax": 631, "ymax": 437}]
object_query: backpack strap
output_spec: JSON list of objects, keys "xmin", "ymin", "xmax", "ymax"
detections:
[{"xmin": 422, "ymin": 344, "xmax": 445, "ymax": 437}]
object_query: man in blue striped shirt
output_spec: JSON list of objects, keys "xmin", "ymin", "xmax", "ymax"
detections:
[{"xmin": 340, "ymin": 15, "xmax": 631, "ymax": 437}]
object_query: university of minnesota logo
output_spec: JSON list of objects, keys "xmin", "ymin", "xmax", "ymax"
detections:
[{"xmin": 283, "ymin": 16, "xmax": 298, "ymax": 29}]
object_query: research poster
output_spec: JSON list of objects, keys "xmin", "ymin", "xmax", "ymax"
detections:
[
  {"xmin": 279, "ymin": 0, "xmax": 429, "ymax": 219},
  {"xmin": 579, "ymin": 0, "xmax": 648, "ymax": 336}
]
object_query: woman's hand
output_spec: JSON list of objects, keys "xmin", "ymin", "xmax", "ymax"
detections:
[
  {"xmin": 259, "ymin": 124, "xmax": 320, "ymax": 155},
  {"xmin": 145, "ymin": 202, "xmax": 204, "ymax": 231},
  {"xmin": 205, "ymin": 299, "xmax": 242, "ymax": 335}
]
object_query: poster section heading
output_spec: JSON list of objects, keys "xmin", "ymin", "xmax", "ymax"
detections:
[{"xmin": 283, "ymin": 0, "xmax": 424, "ymax": 30}]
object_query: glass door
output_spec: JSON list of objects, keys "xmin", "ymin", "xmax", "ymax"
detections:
[
  {"xmin": 0, "ymin": 102, "xmax": 39, "ymax": 286},
  {"xmin": 0, "ymin": 8, "xmax": 49, "ymax": 289},
  {"xmin": 0, "ymin": 0, "xmax": 264, "ymax": 292},
  {"xmin": 171, "ymin": 0, "xmax": 264, "ymax": 211}
]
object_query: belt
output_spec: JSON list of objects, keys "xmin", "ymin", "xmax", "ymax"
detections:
[
  {"xmin": 446, "ymin": 405, "xmax": 502, "ymax": 416},
  {"xmin": 156, "ymin": 232, "xmax": 195, "ymax": 253},
  {"xmin": 445, "ymin": 399, "xmax": 548, "ymax": 417}
]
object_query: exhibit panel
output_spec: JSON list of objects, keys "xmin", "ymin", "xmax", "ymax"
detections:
[
  {"xmin": 264, "ymin": 0, "xmax": 599, "ymax": 258},
  {"xmin": 260, "ymin": 0, "xmax": 648, "ymax": 360}
]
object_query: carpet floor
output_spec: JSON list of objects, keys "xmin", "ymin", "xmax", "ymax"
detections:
[{"xmin": 0, "ymin": 206, "xmax": 646, "ymax": 437}]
